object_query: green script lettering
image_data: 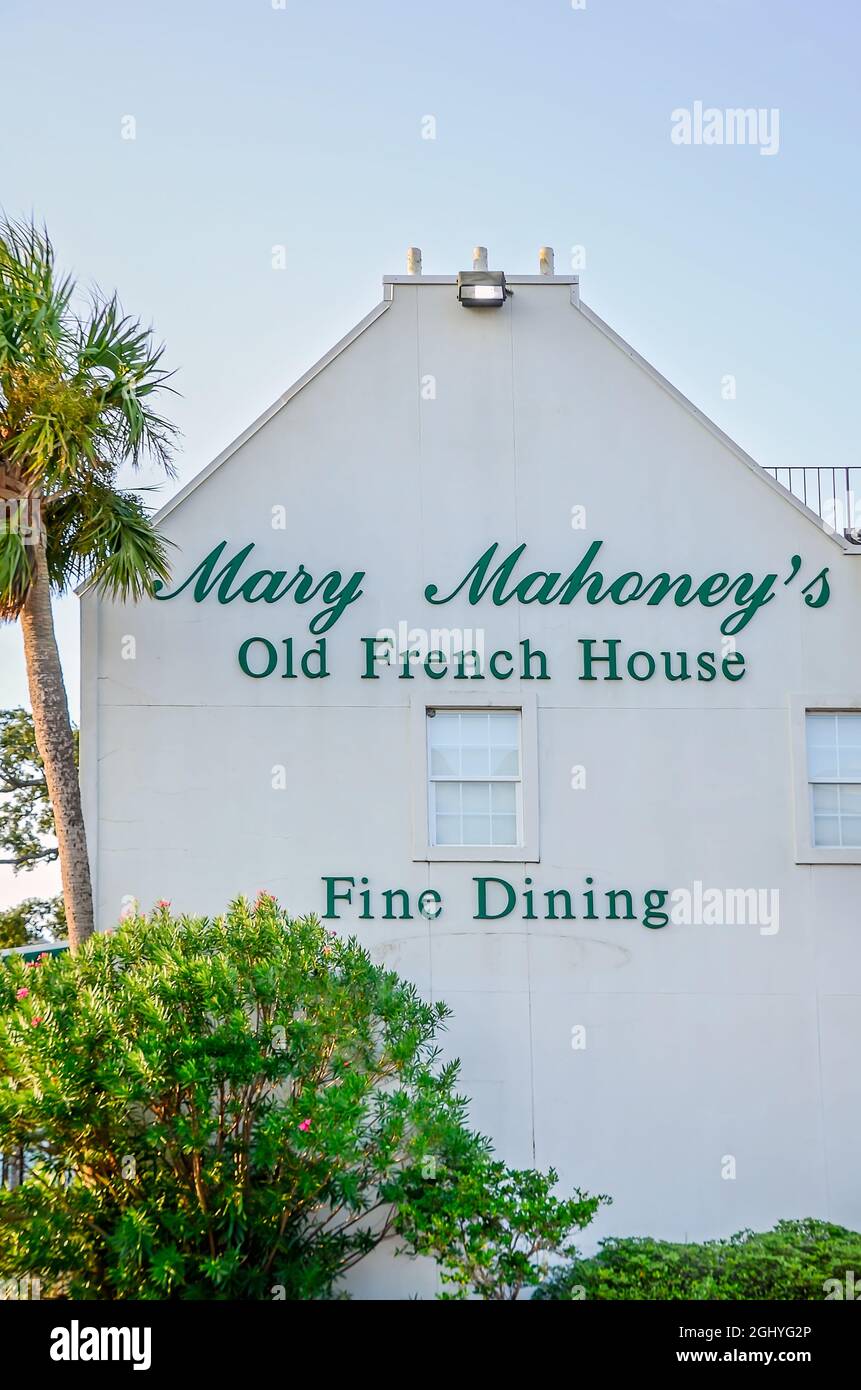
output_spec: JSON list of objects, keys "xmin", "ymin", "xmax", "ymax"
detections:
[
  {"xmin": 154, "ymin": 541, "xmax": 365, "ymax": 633},
  {"xmin": 425, "ymin": 541, "xmax": 827, "ymax": 634}
]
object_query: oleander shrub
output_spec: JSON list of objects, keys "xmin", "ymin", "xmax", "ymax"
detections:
[
  {"xmin": 0, "ymin": 895, "xmax": 602, "ymax": 1299},
  {"xmin": 532, "ymin": 1220, "xmax": 861, "ymax": 1300},
  {"xmin": 395, "ymin": 1160, "xmax": 605, "ymax": 1300}
]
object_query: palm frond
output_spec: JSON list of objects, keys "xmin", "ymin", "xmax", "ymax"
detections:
[
  {"xmin": 46, "ymin": 485, "xmax": 174, "ymax": 601},
  {"xmin": 0, "ymin": 217, "xmax": 178, "ymax": 610},
  {"xmin": 0, "ymin": 217, "xmax": 73, "ymax": 374},
  {"xmin": 75, "ymin": 294, "xmax": 179, "ymax": 473},
  {"xmin": 0, "ymin": 526, "xmax": 34, "ymax": 618},
  {"xmin": 0, "ymin": 217, "xmax": 179, "ymax": 494}
]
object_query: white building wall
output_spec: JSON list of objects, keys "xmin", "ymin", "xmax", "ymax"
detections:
[{"xmin": 80, "ymin": 276, "xmax": 861, "ymax": 1296}]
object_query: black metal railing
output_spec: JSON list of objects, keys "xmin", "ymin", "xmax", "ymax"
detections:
[{"xmin": 761, "ymin": 466, "xmax": 861, "ymax": 543}]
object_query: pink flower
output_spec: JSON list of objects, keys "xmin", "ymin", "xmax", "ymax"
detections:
[
  {"xmin": 31, "ymin": 1017, "xmax": 43, "ymax": 1027},
  {"xmin": 16, "ymin": 988, "xmax": 29, "ymax": 1000},
  {"xmin": 155, "ymin": 900, "xmax": 171, "ymax": 909},
  {"xmin": 298, "ymin": 1119, "xmax": 311, "ymax": 1133}
]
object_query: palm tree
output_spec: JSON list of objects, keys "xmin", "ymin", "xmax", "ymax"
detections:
[{"xmin": 0, "ymin": 219, "xmax": 177, "ymax": 951}]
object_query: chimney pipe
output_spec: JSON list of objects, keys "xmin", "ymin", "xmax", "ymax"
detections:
[
  {"xmin": 539, "ymin": 246, "xmax": 555, "ymax": 276},
  {"xmin": 406, "ymin": 247, "xmax": 422, "ymax": 275},
  {"xmin": 472, "ymin": 246, "xmax": 488, "ymax": 271}
]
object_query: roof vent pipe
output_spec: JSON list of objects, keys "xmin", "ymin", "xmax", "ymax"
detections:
[
  {"xmin": 539, "ymin": 246, "xmax": 555, "ymax": 276},
  {"xmin": 472, "ymin": 246, "xmax": 488, "ymax": 271},
  {"xmin": 406, "ymin": 247, "xmax": 422, "ymax": 275}
]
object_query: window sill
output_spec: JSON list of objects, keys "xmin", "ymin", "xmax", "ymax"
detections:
[
  {"xmin": 794, "ymin": 846, "xmax": 861, "ymax": 865},
  {"xmin": 414, "ymin": 844, "xmax": 540, "ymax": 864}
]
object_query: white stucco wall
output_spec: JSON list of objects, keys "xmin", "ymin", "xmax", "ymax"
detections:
[{"xmin": 80, "ymin": 275, "xmax": 861, "ymax": 1297}]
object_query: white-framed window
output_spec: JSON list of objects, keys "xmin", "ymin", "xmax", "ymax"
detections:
[
  {"xmin": 806, "ymin": 712, "xmax": 861, "ymax": 848},
  {"xmin": 427, "ymin": 709, "xmax": 522, "ymax": 848},
  {"xmin": 410, "ymin": 692, "xmax": 539, "ymax": 863},
  {"xmin": 791, "ymin": 698, "xmax": 861, "ymax": 865}
]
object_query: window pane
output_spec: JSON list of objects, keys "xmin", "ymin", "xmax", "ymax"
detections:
[
  {"xmin": 430, "ymin": 746, "xmax": 459, "ymax": 776},
  {"xmin": 808, "ymin": 743, "xmax": 840, "ymax": 779},
  {"xmin": 490, "ymin": 747, "xmax": 519, "ymax": 776},
  {"xmin": 838, "ymin": 715, "xmax": 861, "ymax": 778},
  {"xmin": 807, "ymin": 714, "xmax": 838, "ymax": 779},
  {"xmin": 808, "ymin": 713, "xmax": 837, "ymax": 745},
  {"xmin": 460, "ymin": 713, "xmax": 490, "ymax": 746},
  {"xmin": 435, "ymin": 814, "xmax": 461, "ymax": 845},
  {"xmin": 839, "ymin": 746, "xmax": 861, "ymax": 779},
  {"xmin": 812, "ymin": 784, "xmax": 839, "ymax": 813},
  {"xmin": 490, "ymin": 781, "xmax": 516, "ymax": 812},
  {"xmin": 489, "ymin": 712, "xmax": 519, "ymax": 747},
  {"xmin": 430, "ymin": 712, "xmax": 461, "ymax": 744},
  {"xmin": 462, "ymin": 782, "xmax": 490, "ymax": 812},
  {"xmin": 839, "ymin": 785, "xmax": 861, "ymax": 814},
  {"xmin": 492, "ymin": 814, "xmax": 517, "ymax": 845},
  {"xmin": 841, "ymin": 816, "xmax": 861, "ymax": 847},
  {"xmin": 462, "ymin": 814, "xmax": 491, "ymax": 844},
  {"xmin": 814, "ymin": 815, "xmax": 841, "ymax": 846},
  {"xmin": 807, "ymin": 713, "xmax": 861, "ymax": 780},
  {"xmin": 435, "ymin": 782, "xmax": 460, "ymax": 813},
  {"xmin": 461, "ymin": 746, "xmax": 490, "ymax": 777},
  {"xmin": 837, "ymin": 712, "xmax": 861, "ymax": 744}
]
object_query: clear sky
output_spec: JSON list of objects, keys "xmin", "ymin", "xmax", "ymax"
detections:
[{"xmin": 1, "ymin": 0, "xmax": 859, "ymax": 905}]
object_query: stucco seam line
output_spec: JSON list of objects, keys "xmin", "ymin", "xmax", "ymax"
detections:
[
  {"xmin": 74, "ymin": 297, "xmax": 393, "ymax": 593},
  {"xmin": 575, "ymin": 300, "xmax": 849, "ymax": 554},
  {"xmin": 415, "ymin": 987, "xmax": 824, "ymax": 1000},
  {"xmin": 532, "ymin": 703, "xmax": 799, "ymax": 711},
  {"xmin": 809, "ymin": 864, "xmax": 834, "ymax": 1217},
  {"xmin": 414, "ymin": 281, "xmax": 426, "ymax": 584},
  {"xmin": 89, "ymin": 701, "xmax": 823, "ymax": 714}
]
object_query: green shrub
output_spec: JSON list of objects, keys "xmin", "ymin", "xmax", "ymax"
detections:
[
  {"xmin": 0, "ymin": 895, "xmax": 601, "ymax": 1299},
  {"xmin": 395, "ymin": 1160, "xmax": 605, "ymax": 1300},
  {"xmin": 533, "ymin": 1220, "xmax": 861, "ymax": 1300}
]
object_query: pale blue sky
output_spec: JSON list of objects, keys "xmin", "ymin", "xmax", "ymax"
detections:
[{"xmin": 1, "ymin": 0, "xmax": 859, "ymax": 901}]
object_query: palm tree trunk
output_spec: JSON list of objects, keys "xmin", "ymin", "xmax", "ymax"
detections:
[{"xmin": 19, "ymin": 543, "xmax": 94, "ymax": 951}]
